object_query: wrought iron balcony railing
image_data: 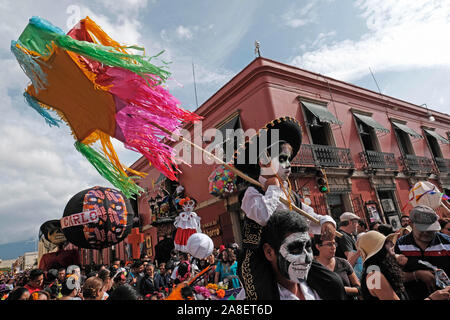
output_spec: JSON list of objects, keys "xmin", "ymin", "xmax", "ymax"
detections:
[
  {"xmin": 401, "ymin": 154, "xmax": 435, "ymax": 174},
  {"xmin": 435, "ymin": 157, "xmax": 450, "ymax": 173},
  {"xmin": 291, "ymin": 144, "xmax": 354, "ymax": 168},
  {"xmin": 360, "ymin": 150, "xmax": 398, "ymax": 171}
]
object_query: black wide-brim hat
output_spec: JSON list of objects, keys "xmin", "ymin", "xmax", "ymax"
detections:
[{"xmin": 233, "ymin": 116, "xmax": 302, "ymax": 181}]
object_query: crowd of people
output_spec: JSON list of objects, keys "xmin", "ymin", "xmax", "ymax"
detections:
[
  {"xmin": 0, "ymin": 244, "xmax": 243, "ymax": 301},
  {"xmin": 0, "ymin": 213, "xmax": 448, "ymax": 301}
]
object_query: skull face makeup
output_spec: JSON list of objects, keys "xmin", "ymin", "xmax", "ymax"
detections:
[
  {"xmin": 259, "ymin": 142, "xmax": 292, "ymax": 181},
  {"xmin": 278, "ymin": 232, "xmax": 313, "ymax": 283}
]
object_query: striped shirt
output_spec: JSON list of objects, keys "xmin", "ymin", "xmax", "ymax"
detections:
[{"xmin": 394, "ymin": 232, "xmax": 450, "ymax": 300}]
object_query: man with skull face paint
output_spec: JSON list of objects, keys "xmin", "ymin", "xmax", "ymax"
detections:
[{"xmin": 234, "ymin": 117, "xmax": 345, "ymax": 300}]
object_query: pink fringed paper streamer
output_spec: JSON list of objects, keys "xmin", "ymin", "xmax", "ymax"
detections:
[
  {"xmin": 67, "ymin": 21, "xmax": 202, "ymax": 181},
  {"xmin": 97, "ymin": 67, "xmax": 202, "ymax": 123},
  {"xmin": 116, "ymin": 104, "xmax": 181, "ymax": 181}
]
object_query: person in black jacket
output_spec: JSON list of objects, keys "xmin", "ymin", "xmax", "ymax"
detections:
[{"xmin": 139, "ymin": 264, "xmax": 156, "ymax": 296}]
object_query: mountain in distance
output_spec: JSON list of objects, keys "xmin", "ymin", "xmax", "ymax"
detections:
[{"xmin": 0, "ymin": 239, "xmax": 37, "ymax": 260}]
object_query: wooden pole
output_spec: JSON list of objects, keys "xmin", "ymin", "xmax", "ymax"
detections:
[{"xmin": 150, "ymin": 122, "xmax": 342, "ymax": 237}]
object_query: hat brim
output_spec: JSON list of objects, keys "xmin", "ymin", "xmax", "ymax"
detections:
[
  {"xmin": 233, "ymin": 116, "xmax": 302, "ymax": 180},
  {"xmin": 358, "ymin": 234, "xmax": 386, "ymax": 262},
  {"xmin": 413, "ymin": 221, "xmax": 441, "ymax": 232}
]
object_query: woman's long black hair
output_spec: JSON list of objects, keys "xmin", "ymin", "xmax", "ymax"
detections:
[{"xmin": 361, "ymin": 243, "xmax": 407, "ymax": 299}]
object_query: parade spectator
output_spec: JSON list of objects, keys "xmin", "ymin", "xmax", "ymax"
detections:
[
  {"xmin": 335, "ymin": 212, "xmax": 361, "ymax": 267},
  {"xmin": 127, "ymin": 260, "xmax": 144, "ymax": 290},
  {"xmin": 165, "ymin": 261, "xmax": 175, "ymax": 288},
  {"xmin": 439, "ymin": 218, "xmax": 450, "ymax": 236},
  {"xmin": 24, "ymin": 269, "xmax": 44, "ymax": 294},
  {"xmin": 400, "ymin": 215, "xmax": 410, "ymax": 228},
  {"xmin": 214, "ymin": 248, "xmax": 240, "ymax": 289},
  {"xmin": 140, "ymin": 263, "xmax": 157, "ymax": 296},
  {"xmin": 98, "ymin": 269, "xmax": 112, "ymax": 300},
  {"xmin": 171, "ymin": 252, "xmax": 191, "ymax": 283},
  {"xmin": 154, "ymin": 262, "xmax": 168, "ymax": 290},
  {"xmin": 314, "ymin": 234, "xmax": 361, "ymax": 300},
  {"xmin": 82, "ymin": 277, "xmax": 104, "ymax": 300},
  {"xmin": 108, "ymin": 283, "xmax": 140, "ymax": 300},
  {"xmin": 6, "ymin": 287, "xmax": 30, "ymax": 300},
  {"xmin": 67, "ymin": 265, "xmax": 85, "ymax": 286},
  {"xmin": 173, "ymin": 261, "xmax": 191, "ymax": 285},
  {"xmin": 46, "ymin": 267, "xmax": 64, "ymax": 299},
  {"xmin": 357, "ymin": 220, "xmax": 368, "ymax": 235},
  {"xmin": 394, "ymin": 205, "xmax": 450, "ymax": 300},
  {"xmin": 111, "ymin": 268, "xmax": 127, "ymax": 292},
  {"xmin": 359, "ymin": 230, "xmax": 450, "ymax": 300},
  {"xmin": 377, "ymin": 224, "xmax": 394, "ymax": 236},
  {"xmin": 59, "ymin": 274, "xmax": 81, "ymax": 300},
  {"xmin": 369, "ymin": 220, "xmax": 382, "ymax": 231},
  {"xmin": 110, "ymin": 259, "xmax": 121, "ymax": 273}
]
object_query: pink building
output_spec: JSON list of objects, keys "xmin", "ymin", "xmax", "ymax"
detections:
[{"xmin": 81, "ymin": 57, "xmax": 450, "ymax": 265}]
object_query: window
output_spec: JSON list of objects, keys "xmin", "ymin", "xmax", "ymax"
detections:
[
  {"xmin": 305, "ymin": 108, "xmax": 334, "ymax": 145},
  {"xmin": 394, "ymin": 128, "xmax": 415, "ymax": 155},
  {"xmin": 353, "ymin": 112, "xmax": 389, "ymax": 152},
  {"xmin": 424, "ymin": 131, "xmax": 443, "ymax": 158},
  {"xmin": 391, "ymin": 121, "xmax": 422, "ymax": 156},
  {"xmin": 356, "ymin": 118, "xmax": 379, "ymax": 151},
  {"xmin": 215, "ymin": 112, "xmax": 242, "ymax": 162},
  {"xmin": 300, "ymin": 100, "xmax": 341, "ymax": 146}
]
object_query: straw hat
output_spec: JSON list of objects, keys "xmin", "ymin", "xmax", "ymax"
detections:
[{"xmin": 357, "ymin": 231, "xmax": 386, "ymax": 262}]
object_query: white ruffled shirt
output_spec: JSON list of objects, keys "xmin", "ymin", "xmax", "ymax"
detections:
[
  {"xmin": 240, "ymin": 176, "xmax": 335, "ymax": 233},
  {"xmin": 174, "ymin": 211, "xmax": 202, "ymax": 232}
]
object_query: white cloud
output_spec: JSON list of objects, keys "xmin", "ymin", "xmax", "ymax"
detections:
[
  {"xmin": 282, "ymin": 1, "xmax": 318, "ymax": 28},
  {"xmin": 176, "ymin": 25, "xmax": 193, "ymax": 40},
  {"xmin": 94, "ymin": 0, "xmax": 150, "ymax": 13},
  {"xmin": 290, "ymin": 0, "xmax": 450, "ymax": 81}
]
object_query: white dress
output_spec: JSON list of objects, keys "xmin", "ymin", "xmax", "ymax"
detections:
[{"xmin": 173, "ymin": 211, "xmax": 202, "ymax": 252}]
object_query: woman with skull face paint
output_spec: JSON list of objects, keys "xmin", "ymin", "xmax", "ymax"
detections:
[{"xmin": 235, "ymin": 117, "xmax": 344, "ymax": 300}]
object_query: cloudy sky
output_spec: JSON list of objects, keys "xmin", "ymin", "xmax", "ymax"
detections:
[{"xmin": 0, "ymin": 0, "xmax": 449, "ymax": 246}]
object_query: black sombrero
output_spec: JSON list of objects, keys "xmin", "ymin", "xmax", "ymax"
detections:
[{"xmin": 233, "ymin": 116, "xmax": 302, "ymax": 181}]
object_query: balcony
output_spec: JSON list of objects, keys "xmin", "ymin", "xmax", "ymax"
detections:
[
  {"xmin": 360, "ymin": 150, "xmax": 398, "ymax": 171},
  {"xmin": 435, "ymin": 157, "xmax": 450, "ymax": 173},
  {"xmin": 291, "ymin": 144, "xmax": 354, "ymax": 168},
  {"xmin": 402, "ymin": 154, "xmax": 435, "ymax": 174}
]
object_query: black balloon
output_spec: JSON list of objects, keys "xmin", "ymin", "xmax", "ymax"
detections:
[{"xmin": 61, "ymin": 186, "xmax": 135, "ymax": 249}]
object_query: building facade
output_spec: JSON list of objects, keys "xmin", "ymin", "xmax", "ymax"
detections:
[
  {"xmin": 13, "ymin": 251, "xmax": 38, "ymax": 271},
  {"xmin": 123, "ymin": 57, "xmax": 449, "ymax": 262}
]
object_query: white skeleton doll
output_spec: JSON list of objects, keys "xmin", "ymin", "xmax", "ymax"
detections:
[{"xmin": 174, "ymin": 198, "xmax": 202, "ymax": 252}]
